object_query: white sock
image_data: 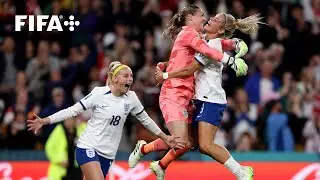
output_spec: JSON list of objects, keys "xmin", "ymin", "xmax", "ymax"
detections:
[{"xmin": 224, "ymin": 156, "xmax": 245, "ymax": 178}]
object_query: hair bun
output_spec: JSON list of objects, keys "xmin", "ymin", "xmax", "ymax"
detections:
[{"xmin": 108, "ymin": 61, "xmax": 122, "ymax": 72}]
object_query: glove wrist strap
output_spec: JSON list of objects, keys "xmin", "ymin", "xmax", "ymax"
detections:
[{"xmin": 163, "ymin": 72, "xmax": 169, "ymax": 80}]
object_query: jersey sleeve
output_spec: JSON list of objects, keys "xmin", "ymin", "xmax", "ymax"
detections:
[
  {"xmin": 183, "ymin": 31, "xmax": 226, "ymax": 61},
  {"xmin": 194, "ymin": 40, "xmax": 219, "ymax": 65},
  {"xmin": 194, "ymin": 52, "xmax": 209, "ymax": 66},
  {"xmin": 221, "ymin": 39, "xmax": 236, "ymax": 51},
  {"xmin": 48, "ymin": 103, "xmax": 84, "ymax": 124},
  {"xmin": 130, "ymin": 92, "xmax": 144, "ymax": 116},
  {"xmin": 79, "ymin": 88, "xmax": 98, "ymax": 110}
]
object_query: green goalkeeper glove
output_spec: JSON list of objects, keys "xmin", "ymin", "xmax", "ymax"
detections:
[
  {"xmin": 231, "ymin": 58, "xmax": 248, "ymax": 77},
  {"xmin": 234, "ymin": 38, "xmax": 248, "ymax": 58}
]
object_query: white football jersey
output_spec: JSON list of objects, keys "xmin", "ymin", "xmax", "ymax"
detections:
[
  {"xmin": 77, "ymin": 86, "xmax": 144, "ymax": 159},
  {"xmin": 194, "ymin": 38, "xmax": 227, "ymax": 104}
]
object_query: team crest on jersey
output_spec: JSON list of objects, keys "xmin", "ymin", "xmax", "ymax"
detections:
[
  {"xmin": 86, "ymin": 149, "xmax": 95, "ymax": 158},
  {"xmin": 124, "ymin": 104, "xmax": 130, "ymax": 113},
  {"xmin": 182, "ymin": 109, "xmax": 188, "ymax": 118}
]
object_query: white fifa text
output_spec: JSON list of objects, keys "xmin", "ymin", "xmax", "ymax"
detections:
[{"xmin": 15, "ymin": 15, "xmax": 80, "ymax": 32}]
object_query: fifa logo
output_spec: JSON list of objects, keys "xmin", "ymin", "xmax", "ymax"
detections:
[{"xmin": 15, "ymin": 15, "xmax": 80, "ymax": 32}]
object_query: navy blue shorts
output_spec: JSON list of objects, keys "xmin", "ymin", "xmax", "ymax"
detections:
[
  {"xmin": 75, "ymin": 147, "xmax": 113, "ymax": 177},
  {"xmin": 193, "ymin": 99, "xmax": 226, "ymax": 127}
]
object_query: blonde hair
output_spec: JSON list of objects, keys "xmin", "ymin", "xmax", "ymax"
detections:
[
  {"xmin": 223, "ymin": 13, "xmax": 265, "ymax": 38},
  {"xmin": 107, "ymin": 61, "xmax": 127, "ymax": 86}
]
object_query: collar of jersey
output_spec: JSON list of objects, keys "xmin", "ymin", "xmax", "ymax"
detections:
[{"xmin": 104, "ymin": 90, "xmax": 127, "ymax": 97}]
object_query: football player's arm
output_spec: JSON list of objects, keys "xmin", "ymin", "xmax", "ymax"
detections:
[
  {"xmin": 38, "ymin": 89, "xmax": 97, "ymax": 125},
  {"xmin": 222, "ymin": 38, "xmax": 248, "ymax": 58},
  {"xmin": 221, "ymin": 39, "xmax": 236, "ymax": 51},
  {"xmin": 183, "ymin": 31, "xmax": 231, "ymax": 64},
  {"xmin": 131, "ymin": 93, "xmax": 162, "ymax": 136},
  {"xmin": 165, "ymin": 61, "xmax": 201, "ymax": 79},
  {"xmin": 134, "ymin": 110, "xmax": 163, "ymax": 136},
  {"xmin": 45, "ymin": 103, "xmax": 84, "ymax": 124}
]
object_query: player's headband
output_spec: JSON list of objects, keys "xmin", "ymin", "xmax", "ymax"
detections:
[{"xmin": 112, "ymin": 64, "xmax": 129, "ymax": 79}]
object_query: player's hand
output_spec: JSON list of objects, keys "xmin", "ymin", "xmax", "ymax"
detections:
[
  {"xmin": 155, "ymin": 69, "xmax": 164, "ymax": 86},
  {"xmin": 163, "ymin": 136, "xmax": 186, "ymax": 154},
  {"xmin": 156, "ymin": 62, "xmax": 166, "ymax": 72},
  {"xmin": 27, "ymin": 114, "xmax": 44, "ymax": 135},
  {"xmin": 234, "ymin": 39, "xmax": 248, "ymax": 58},
  {"xmin": 231, "ymin": 58, "xmax": 248, "ymax": 77}
]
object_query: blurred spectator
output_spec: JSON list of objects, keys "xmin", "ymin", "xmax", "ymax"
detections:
[
  {"xmin": 26, "ymin": 0, "xmax": 41, "ymax": 15},
  {"xmin": 232, "ymin": 89, "xmax": 257, "ymax": 147},
  {"xmin": 111, "ymin": 37, "xmax": 137, "ymax": 68},
  {"xmin": 236, "ymin": 132, "xmax": 254, "ymax": 152},
  {"xmin": 0, "ymin": 36, "xmax": 18, "ymax": 105},
  {"xmin": 45, "ymin": 117, "xmax": 82, "ymax": 180},
  {"xmin": 25, "ymin": 40, "xmax": 35, "ymax": 64},
  {"xmin": 135, "ymin": 51, "xmax": 160, "ymax": 108},
  {"xmin": 258, "ymin": 8, "xmax": 289, "ymax": 48},
  {"xmin": 3, "ymin": 110, "xmax": 36, "ymax": 149},
  {"xmin": 40, "ymin": 87, "xmax": 70, "ymax": 141},
  {"xmin": 178, "ymin": 0, "xmax": 208, "ymax": 17},
  {"xmin": 72, "ymin": 0, "xmax": 97, "ymax": 45},
  {"xmin": 244, "ymin": 58, "xmax": 281, "ymax": 105},
  {"xmin": 26, "ymin": 40, "xmax": 61, "ymax": 103},
  {"xmin": 266, "ymin": 99, "xmax": 294, "ymax": 151},
  {"xmin": 303, "ymin": 107, "xmax": 320, "ymax": 152},
  {"xmin": 231, "ymin": 0, "xmax": 245, "ymax": 18}
]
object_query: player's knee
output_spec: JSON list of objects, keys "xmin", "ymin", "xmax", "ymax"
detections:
[{"xmin": 198, "ymin": 141, "xmax": 211, "ymax": 154}]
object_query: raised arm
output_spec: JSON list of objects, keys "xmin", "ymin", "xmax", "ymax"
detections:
[
  {"xmin": 27, "ymin": 103, "xmax": 85, "ymax": 134},
  {"xmin": 183, "ymin": 31, "xmax": 231, "ymax": 63},
  {"xmin": 48, "ymin": 103, "xmax": 84, "ymax": 124},
  {"xmin": 221, "ymin": 39, "xmax": 236, "ymax": 51},
  {"xmin": 223, "ymin": 38, "xmax": 248, "ymax": 58},
  {"xmin": 28, "ymin": 88, "xmax": 98, "ymax": 134}
]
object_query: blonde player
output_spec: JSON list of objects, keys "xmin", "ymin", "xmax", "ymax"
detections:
[
  {"xmin": 155, "ymin": 13, "xmax": 263, "ymax": 180},
  {"xmin": 27, "ymin": 61, "xmax": 185, "ymax": 180},
  {"xmin": 128, "ymin": 5, "xmax": 249, "ymax": 180}
]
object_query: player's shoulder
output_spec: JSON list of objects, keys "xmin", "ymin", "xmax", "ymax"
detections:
[
  {"xmin": 91, "ymin": 86, "xmax": 111, "ymax": 95},
  {"xmin": 126, "ymin": 90, "xmax": 138, "ymax": 99},
  {"xmin": 207, "ymin": 38, "xmax": 223, "ymax": 51},
  {"xmin": 207, "ymin": 38, "xmax": 222, "ymax": 46}
]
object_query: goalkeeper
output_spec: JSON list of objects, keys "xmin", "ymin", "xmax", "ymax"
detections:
[{"xmin": 133, "ymin": 13, "xmax": 264, "ymax": 180}]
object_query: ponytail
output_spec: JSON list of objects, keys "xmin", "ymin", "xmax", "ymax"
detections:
[
  {"xmin": 162, "ymin": 13, "xmax": 184, "ymax": 41},
  {"xmin": 223, "ymin": 13, "xmax": 265, "ymax": 38},
  {"xmin": 235, "ymin": 14, "xmax": 265, "ymax": 34},
  {"xmin": 162, "ymin": 5, "xmax": 200, "ymax": 41}
]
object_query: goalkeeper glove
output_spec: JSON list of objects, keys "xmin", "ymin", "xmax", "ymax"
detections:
[
  {"xmin": 231, "ymin": 58, "xmax": 248, "ymax": 77},
  {"xmin": 221, "ymin": 54, "xmax": 248, "ymax": 77},
  {"xmin": 233, "ymin": 38, "xmax": 248, "ymax": 58}
]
